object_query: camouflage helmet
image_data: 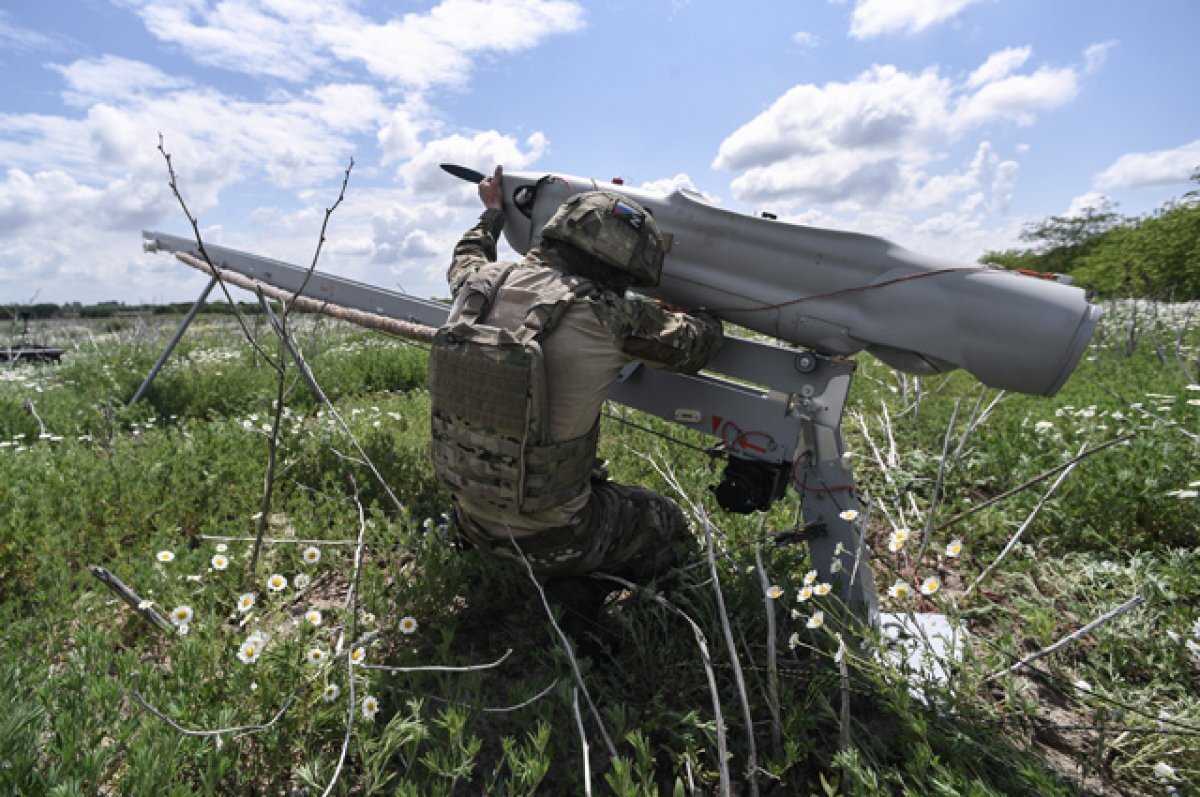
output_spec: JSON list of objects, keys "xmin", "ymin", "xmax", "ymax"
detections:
[{"xmin": 539, "ymin": 191, "xmax": 665, "ymax": 287}]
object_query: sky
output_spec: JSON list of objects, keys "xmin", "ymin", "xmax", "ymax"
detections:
[{"xmin": 1, "ymin": 0, "xmax": 1198, "ymax": 306}]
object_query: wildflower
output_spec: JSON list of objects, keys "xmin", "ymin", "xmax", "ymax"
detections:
[
  {"xmin": 838, "ymin": 509, "xmax": 859, "ymax": 522},
  {"xmin": 305, "ymin": 609, "xmax": 323, "ymax": 626},
  {"xmin": 267, "ymin": 573, "xmax": 288, "ymax": 592},
  {"xmin": 216, "ymin": 543, "xmax": 228, "ymax": 553},
  {"xmin": 803, "ymin": 570, "xmax": 818, "ymax": 585},
  {"xmin": 211, "ymin": 554, "xmax": 229, "ymax": 570},
  {"xmin": 830, "ymin": 558, "xmax": 843, "ymax": 574},
  {"xmin": 170, "ymin": 605, "xmax": 194, "ymax": 626},
  {"xmin": 302, "ymin": 546, "xmax": 321, "ymax": 565},
  {"xmin": 156, "ymin": 550, "xmax": 175, "ymax": 563},
  {"xmin": 399, "ymin": 616, "xmax": 418, "ymax": 634},
  {"xmin": 791, "ymin": 608, "xmax": 804, "ymax": 620},
  {"xmin": 806, "ymin": 611, "xmax": 825, "ymax": 630},
  {"xmin": 814, "ymin": 583, "xmax": 832, "ymax": 597},
  {"xmin": 137, "ymin": 599, "xmax": 154, "ymax": 610},
  {"xmin": 322, "ymin": 683, "xmax": 340, "ymax": 702},
  {"xmin": 919, "ymin": 576, "xmax": 940, "ymax": 596},
  {"xmin": 293, "ymin": 573, "xmax": 311, "ymax": 590},
  {"xmin": 765, "ymin": 585, "xmax": 784, "ymax": 600},
  {"xmin": 237, "ymin": 639, "xmax": 263, "ymax": 664},
  {"xmin": 362, "ymin": 695, "xmax": 380, "ymax": 720},
  {"xmin": 888, "ymin": 581, "xmax": 911, "ymax": 599},
  {"xmin": 350, "ymin": 647, "xmax": 366, "ymax": 665},
  {"xmin": 306, "ymin": 648, "xmax": 328, "ymax": 664},
  {"xmin": 237, "ymin": 593, "xmax": 256, "ymax": 613},
  {"xmin": 834, "ymin": 541, "xmax": 847, "ymax": 556},
  {"xmin": 787, "ymin": 632, "xmax": 801, "ymax": 649},
  {"xmin": 360, "ymin": 611, "xmax": 376, "ymax": 626},
  {"xmin": 1033, "ymin": 420, "xmax": 1054, "ymax": 433},
  {"xmin": 1153, "ymin": 761, "xmax": 1177, "ymax": 782},
  {"xmin": 887, "ymin": 537, "xmax": 904, "ymax": 553},
  {"xmin": 945, "ymin": 539, "xmax": 963, "ymax": 558},
  {"xmin": 797, "ymin": 586, "xmax": 814, "ymax": 602},
  {"xmin": 891, "ymin": 528, "xmax": 911, "ymax": 544}
]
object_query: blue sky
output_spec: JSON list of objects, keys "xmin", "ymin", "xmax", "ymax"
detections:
[{"xmin": 2, "ymin": 0, "xmax": 1198, "ymax": 305}]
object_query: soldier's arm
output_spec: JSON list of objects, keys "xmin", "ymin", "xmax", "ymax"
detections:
[
  {"xmin": 447, "ymin": 209, "xmax": 505, "ymax": 295},
  {"xmin": 601, "ymin": 297, "xmax": 724, "ymax": 373}
]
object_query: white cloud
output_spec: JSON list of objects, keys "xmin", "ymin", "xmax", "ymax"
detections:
[
  {"xmin": 1093, "ymin": 139, "xmax": 1200, "ymax": 190},
  {"xmin": 396, "ymin": 130, "xmax": 547, "ymax": 195},
  {"xmin": 713, "ymin": 49, "xmax": 1079, "ymax": 213},
  {"xmin": 1084, "ymin": 40, "xmax": 1118, "ymax": 74},
  {"xmin": 848, "ymin": 0, "xmax": 988, "ymax": 39},
  {"xmin": 965, "ymin": 46, "xmax": 1031, "ymax": 89},
  {"xmin": 792, "ymin": 31, "xmax": 819, "ymax": 48},
  {"xmin": 118, "ymin": 0, "xmax": 583, "ymax": 89}
]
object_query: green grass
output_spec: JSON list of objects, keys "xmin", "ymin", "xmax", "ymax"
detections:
[{"xmin": 1, "ymin": 306, "xmax": 1198, "ymax": 795}]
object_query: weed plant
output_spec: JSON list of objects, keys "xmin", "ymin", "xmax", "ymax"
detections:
[{"xmin": 0, "ymin": 304, "xmax": 1197, "ymax": 795}]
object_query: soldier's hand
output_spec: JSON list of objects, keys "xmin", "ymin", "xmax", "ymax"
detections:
[{"xmin": 479, "ymin": 165, "xmax": 503, "ymax": 210}]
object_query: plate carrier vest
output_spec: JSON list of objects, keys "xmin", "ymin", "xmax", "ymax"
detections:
[{"xmin": 429, "ymin": 263, "xmax": 600, "ymax": 515}]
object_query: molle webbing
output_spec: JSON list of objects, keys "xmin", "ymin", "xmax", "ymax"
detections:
[{"xmin": 429, "ymin": 266, "xmax": 597, "ymax": 514}]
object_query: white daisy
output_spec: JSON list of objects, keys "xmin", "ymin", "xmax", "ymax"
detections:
[
  {"xmin": 322, "ymin": 683, "xmax": 340, "ymax": 702},
  {"xmin": 887, "ymin": 581, "xmax": 911, "ymax": 599},
  {"xmin": 813, "ymin": 583, "xmax": 832, "ymax": 597},
  {"xmin": 803, "ymin": 570, "xmax": 818, "ymax": 586},
  {"xmin": 237, "ymin": 593, "xmax": 257, "ymax": 613},
  {"xmin": 350, "ymin": 647, "xmax": 366, "ymax": 665},
  {"xmin": 362, "ymin": 695, "xmax": 380, "ymax": 720},
  {"xmin": 765, "ymin": 585, "xmax": 783, "ymax": 600},
  {"xmin": 797, "ymin": 586, "xmax": 814, "ymax": 602},
  {"xmin": 830, "ymin": 558, "xmax": 843, "ymax": 574},
  {"xmin": 919, "ymin": 576, "xmax": 940, "ymax": 596},
  {"xmin": 305, "ymin": 609, "xmax": 323, "ymax": 626},
  {"xmin": 170, "ymin": 605, "xmax": 193, "ymax": 626},
  {"xmin": 156, "ymin": 550, "xmax": 175, "ymax": 563},
  {"xmin": 216, "ymin": 543, "xmax": 228, "ymax": 553},
  {"xmin": 211, "ymin": 554, "xmax": 229, "ymax": 570},
  {"xmin": 838, "ymin": 509, "xmax": 859, "ymax": 522},
  {"xmin": 398, "ymin": 616, "xmax": 418, "ymax": 634},
  {"xmin": 267, "ymin": 573, "xmax": 287, "ymax": 592},
  {"xmin": 806, "ymin": 611, "xmax": 825, "ymax": 630},
  {"xmin": 237, "ymin": 639, "xmax": 262, "ymax": 664},
  {"xmin": 945, "ymin": 539, "xmax": 963, "ymax": 558},
  {"xmin": 787, "ymin": 632, "xmax": 801, "ymax": 650},
  {"xmin": 293, "ymin": 573, "xmax": 311, "ymax": 590},
  {"xmin": 306, "ymin": 648, "xmax": 328, "ymax": 664},
  {"xmin": 302, "ymin": 546, "xmax": 321, "ymax": 565}
]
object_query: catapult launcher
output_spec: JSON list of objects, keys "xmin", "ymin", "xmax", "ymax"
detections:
[{"xmin": 142, "ymin": 166, "xmax": 1101, "ymax": 624}]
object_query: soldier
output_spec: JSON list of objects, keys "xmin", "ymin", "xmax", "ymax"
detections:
[{"xmin": 429, "ymin": 165, "xmax": 723, "ymax": 599}]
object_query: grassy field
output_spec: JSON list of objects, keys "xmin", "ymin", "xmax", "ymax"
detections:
[{"xmin": 1, "ymin": 302, "xmax": 1198, "ymax": 796}]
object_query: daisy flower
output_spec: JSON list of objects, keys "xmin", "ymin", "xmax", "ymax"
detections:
[
  {"xmin": 887, "ymin": 581, "xmax": 911, "ymax": 599},
  {"xmin": 360, "ymin": 611, "xmax": 376, "ymax": 626},
  {"xmin": 170, "ymin": 605, "xmax": 193, "ymax": 626},
  {"xmin": 797, "ymin": 586, "xmax": 814, "ymax": 602},
  {"xmin": 887, "ymin": 536, "xmax": 905, "ymax": 553},
  {"xmin": 834, "ymin": 542, "xmax": 847, "ymax": 556},
  {"xmin": 765, "ymin": 585, "xmax": 784, "ymax": 600},
  {"xmin": 892, "ymin": 528, "xmax": 911, "ymax": 544},
  {"xmin": 1153, "ymin": 761, "xmax": 1177, "ymax": 782},
  {"xmin": 830, "ymin": 558, "xmax": 844, "ymax": 574},
  {"xmin": 350, "ymin": 647, "xmax": 366, "ymax": 665},
  {"xmin": 803, "ymin": 570, "xmax": 818, "ymax": 586},
  {"xmin": 137, "ymin": 599, "xmax": 154, "ymax": 610},
  {"xmin": 237, "ymin": 639, "xmax": 263, "ymax": 664},
  {"xmin": 267, "ymin": 573, "xmax": 288, "ymax": 592},
  {"xmin": 305, "ymin": 609, "xmax": 323, "ymax": 626},
  {"xmin": 806, "ymin": 611, "xmax": 825, "ymax": 630},
  {"xmin": 398, "ymin": 616, "xmax": 418, "ymax": 634},
  {"xmin": 216, "ymin": 543, "xmax": 228, "ymax": 553},
  {"xmin": 302, "ymin": 546, "xmax": 321, "ymax": 565},
  {"xmin": 293, "ymin": 573, "xmax": 311, "ymax": 590},
  {"xmin": 787, "ymin": 632, "xmax": 801, "ymax": 650},
  {"xmin": 362, "ymin": 695, "xmax": 380, "ymax": 720},
  {"xmin": 237, "ymin": 593, "xmax": 257, "ymax": 613},
  {"xmin": 211, "ymin": 554, "xmax": 229, "ymax": 571},
  {"xmin": 919, "ymin": 576, "xmax": 940, "ymax": 596},
  {"xmin": 945, "ymin": 539, "xmax": 963, "ymax": 558},
  {"xmin": 814, "ymin": 583, "xmax": 832, "ymax": 597},
  {"xmin": 322, "ymin": 683, "xmax": 340, "ymax": 702},
  {"xmin": 838, "ymin": 509, "xmax": 859, "ymax": 522},
  {"xmin": 156, "ymin": 550, "xmax": 175, "ymax": 563},
  {"xmin": 306, "ymin": 648, "xmax": 328, "ymax": 664}
]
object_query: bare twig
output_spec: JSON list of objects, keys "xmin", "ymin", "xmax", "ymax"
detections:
[
  {"xmin": 916, "ymin": 397, "xmax": 960, "ymax": 563},
  {"xmin": 753, "ymin": 540, "xmax": 782, "ymax": 755},
  {"xmin": 935, "ymin": 433, "xmax": 1135, "ymax": 533},
  {"xmin": 507, "ymin": 533, "xmax": 619, "ymax": 763},
  {"xmin": 89, "ymin": 566, "xmax": 173, "ymax": 635},
  {"xmin": 985, "ymin": 595, "xmax": 1146, "ymax": 683},
  {"xmin": 965, "ymin": 442, "xmax": 1087, "ymax": 596},
  {"xmin": 573, "ymin": 688, "xmax": 593, "ymax": 797},
  {"xmin": 361, "ymin": 649, "xmax": 513, "ymax": 674}
]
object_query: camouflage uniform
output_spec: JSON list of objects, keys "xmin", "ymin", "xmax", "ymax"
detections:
[{"xmin": 431, "ymin": 207, "xmax": 723, "ymax": 580}]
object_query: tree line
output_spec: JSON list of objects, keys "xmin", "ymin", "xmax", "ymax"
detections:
[{"xmin": 983, "ymin": 169, "xmax": 1200, "ymax": 299}]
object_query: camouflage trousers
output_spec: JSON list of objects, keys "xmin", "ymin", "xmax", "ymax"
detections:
[{"xmin": 452, "ymin": 481, "xmax": 692, "ymax": 581}]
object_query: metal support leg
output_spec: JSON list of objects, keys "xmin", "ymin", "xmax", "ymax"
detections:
[{"xmin": 130, "ymin": 275, "xmax": 219, "ymax": 404}]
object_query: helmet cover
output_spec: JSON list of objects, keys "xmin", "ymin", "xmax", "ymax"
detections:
[{"xmin": 539, "ymin": 191, "xmax": 664, "ymax": 287}]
